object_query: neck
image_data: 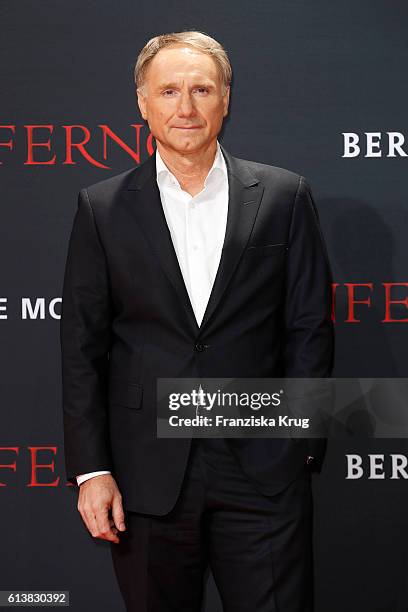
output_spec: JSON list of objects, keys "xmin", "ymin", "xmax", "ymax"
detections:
[{"xmin": 156, "ymin": 140, "xmax": 218, "ymax": 190}]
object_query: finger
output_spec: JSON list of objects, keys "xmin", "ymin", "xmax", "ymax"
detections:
[
  {"xmin": 78, "ymin": 491, "xmax": 99, "ymax": 538},
  {"xmin": 95, "ymin": 506, "xmax": 119, "ymax": 543},
  {"xmin": 82, "ymin": 507, "xmax": 100, "ymax": 538},
  {"xmin": 111, "ymin": 495, "xmax": 126, "ymax": 531},
  {"xmin": 108, "ymin": 518, "xmax": 119, "ymax": 535}
]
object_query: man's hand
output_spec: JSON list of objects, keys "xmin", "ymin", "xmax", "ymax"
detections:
[{"xmin": 77, "ymin": 474, "xmax": 126, "ymax": 544}]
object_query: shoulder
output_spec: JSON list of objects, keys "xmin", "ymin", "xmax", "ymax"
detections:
[
  {"xmin": 229, "ymin": 153, "xmax": 311, "ymax": 199},
  {"xmin": 81, "ymin": 165, "xmax": 140, "ymax": 204},
  {"xmin": 243, "ymin": 157, "xmax": 301, "ymax": 183}
]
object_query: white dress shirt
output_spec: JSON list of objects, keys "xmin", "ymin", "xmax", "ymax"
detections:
[{"xmin": 76, "ymin": 140, "xmax": 229, "ymax": 486}]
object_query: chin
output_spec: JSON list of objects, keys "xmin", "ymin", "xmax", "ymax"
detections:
[{"xmin": 171, "ymin": 138, "xmax": 204, "ymax": 152}]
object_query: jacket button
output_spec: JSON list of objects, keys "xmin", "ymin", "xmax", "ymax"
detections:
[{"xmin": 194, "ymin": 342, "xmax": 206, "ymax": 352}]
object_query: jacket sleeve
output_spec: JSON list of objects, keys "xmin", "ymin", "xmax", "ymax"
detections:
[
  {"xmin": 282, "ymin": 177, "xmax": 335, "ymax": 471},
  {"xmin": 283, "ymin": 176, "xmax": 334, "ymax": 377},
  {"xmin": 60, "ymin": 188, "xmax": 113, "ymax": 486}
]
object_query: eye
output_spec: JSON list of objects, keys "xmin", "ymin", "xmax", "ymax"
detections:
[
  {"xmin": 163, "ymin": 89, "xmax": 178, "ymax": 96},
  {"xmin": 195, "ymin": 87, "xmax": 209, "ymax": 95}
]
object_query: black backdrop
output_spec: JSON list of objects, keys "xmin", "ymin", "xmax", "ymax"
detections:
[{"xmin": 1, "ymin": 1, "xmax": 407, "ymax": 610}]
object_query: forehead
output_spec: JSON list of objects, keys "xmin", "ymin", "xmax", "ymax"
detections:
[{"xmin": 146, "ymin": 45, "xmax": 220, "ymax": 83}]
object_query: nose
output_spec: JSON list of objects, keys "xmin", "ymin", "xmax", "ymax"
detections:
[{"xmin": 176, "ymin": 90, "xmax": 196, "ymax": 117}]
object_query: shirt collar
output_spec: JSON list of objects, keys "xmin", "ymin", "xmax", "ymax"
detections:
[{"xmin": 155, "ymin": 140, "xmax": 227, "ymax": 190}]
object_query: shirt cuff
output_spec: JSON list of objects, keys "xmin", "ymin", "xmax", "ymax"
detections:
[{"xmin": 76, "ymin": 470, "xmax": 111, "ymax": 486}]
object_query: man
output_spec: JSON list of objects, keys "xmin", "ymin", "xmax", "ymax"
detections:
[{"xmin": 60, "ymin": 30, "xmax": 334, "ymax": 612}]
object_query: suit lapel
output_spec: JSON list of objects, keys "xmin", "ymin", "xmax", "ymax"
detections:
[
  {"xmin": 122, "ymin": 153, "xmax": 199, "ymax": 333},
  {"xmin": 122, "ymin": 143, "xmax": 265, "ymax": 334},
  {"xmin": 199, "ymin": 144, "xmax": 264, "ymax": 331}
]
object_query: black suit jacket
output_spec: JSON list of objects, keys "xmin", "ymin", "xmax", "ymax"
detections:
[{"xmin": 60, "ymin": 144, "xmax": 334, "ymax": 514}]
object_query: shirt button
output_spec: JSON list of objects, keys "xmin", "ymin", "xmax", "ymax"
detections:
[{"xmin": 194, "ymin": 342, "xmax": 206, "ymax": 352}]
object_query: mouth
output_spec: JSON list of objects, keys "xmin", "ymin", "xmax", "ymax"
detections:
[{"xmin": 174, "ymin": 126, "xmax": 202, "ymax": 130}]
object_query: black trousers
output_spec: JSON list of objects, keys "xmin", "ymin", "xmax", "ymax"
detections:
[{"xmin": 110, "ymin": 438, "xmax": 314, "ymax": 612}]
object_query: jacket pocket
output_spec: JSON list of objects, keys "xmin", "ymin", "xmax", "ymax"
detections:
[
  {"xmin": 245, "ymin": 243, "xmax": 288, "ymax": 257},
  {"xmin": 108, "ymin": 378, "xmax": 143, "ymax": 410}
]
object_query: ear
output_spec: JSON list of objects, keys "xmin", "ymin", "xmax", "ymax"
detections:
[
  {"xmin": 137, "ymin": 87, "xmax": 148, "ymax": 120},
  {"xmin": 223, "ymin": 85, "xmax": 230, "ymax": 117}
]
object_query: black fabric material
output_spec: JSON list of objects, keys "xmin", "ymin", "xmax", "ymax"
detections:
[
  {"xmin": 110, "ymin": 438, "xmax": 313, "ymax": 612},
  {"xmin": 60, "ymin": 145, "xmax": 334, "ymax": 513}
]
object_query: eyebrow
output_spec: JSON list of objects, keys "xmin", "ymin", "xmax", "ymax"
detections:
[{"xmin": 157, "ymin": 81, "xmax": 215, "ymax": 90}]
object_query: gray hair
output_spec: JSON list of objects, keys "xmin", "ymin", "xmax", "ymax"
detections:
[{"xmin": 134, "ymin": 30, "xmax": 232, "ymax": 95}]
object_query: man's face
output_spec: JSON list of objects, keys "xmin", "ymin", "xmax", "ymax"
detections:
[{"xmin": 137, "ymin": 45, "xmax": 230, "ymax": 154}]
